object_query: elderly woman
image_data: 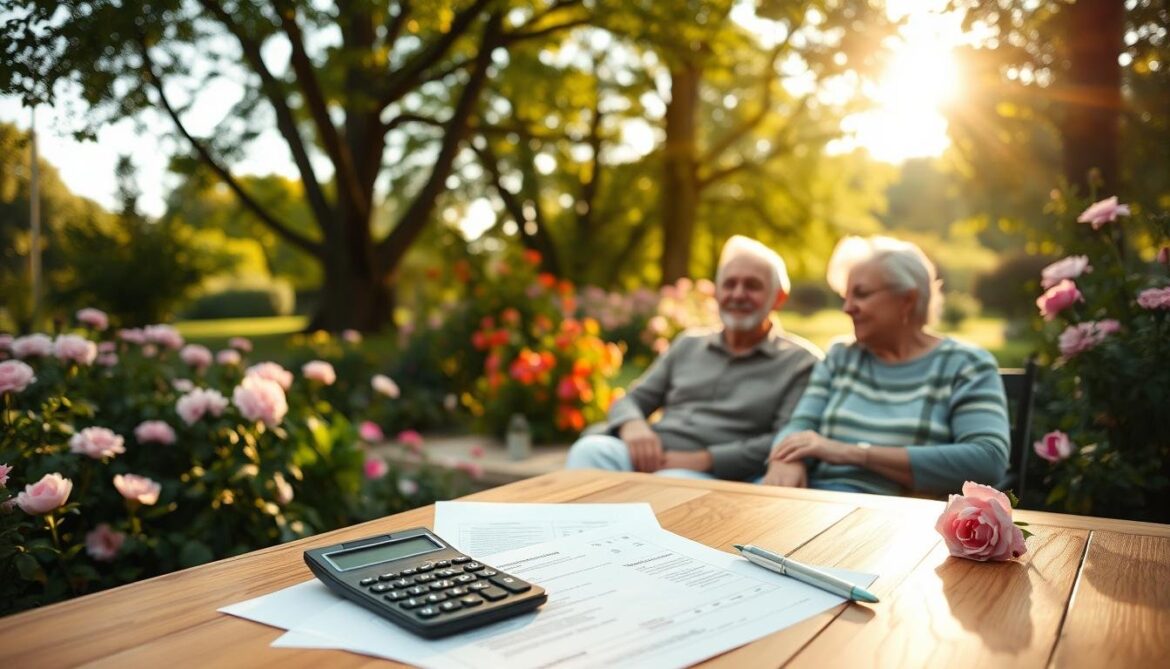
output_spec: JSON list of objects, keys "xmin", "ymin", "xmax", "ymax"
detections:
[{"xmin": 763, "ymin": 236, "xmax": 1009, "ymax": 495}]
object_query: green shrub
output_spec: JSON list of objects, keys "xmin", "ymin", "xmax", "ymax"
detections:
[
  {"xmin": 183, "ymin": 282, "xmax": 296, "ymax": 320},
  {"xmin": 974, "ymin": 252, "xmax": 1054, "ymax": 318}
]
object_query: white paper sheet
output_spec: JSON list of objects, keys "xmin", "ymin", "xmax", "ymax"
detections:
[
  {"xmin": 270, "ymin": 523, "xmax": 877, "ymax": 669},
  {"xmin": 433, "ymin": 502, "xmax": 661, "ymax": 557}
]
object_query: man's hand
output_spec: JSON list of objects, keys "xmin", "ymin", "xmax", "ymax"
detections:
[
  {"xmin": 619, "ymin": 420, "xmax": 664, "ymax": 472},
  {"xmin": 762, "ymin": 460, "xmax": 807, "ymax": 488},
  {"xmin": 660, "ymin": 450, "xmax": 713, "ymax": 472},
  {"xmin": 769, "ymin": 430, "xmax": 861, "ymax": 466}
]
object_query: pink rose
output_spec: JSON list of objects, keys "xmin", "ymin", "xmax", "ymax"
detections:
[
  {"xmin": 0, "ymin": 359, "xmax": 37, "ymax": 394},
  {"xmin": 0, "ymin": 462, "xmax": 12, "ymax": 487},
  {"xmin": 76, "ymin": 307, "xmax": 110, "ymax": 331},
  {"xmin": 1040, "ymin": 255, "xmax": 1092, "ymax": 290},
  {"xmin": 1077, "ymin": 196, "xmax": 1130, "ymax": 230},
  {"xmin": 372, "ymin": 374, "xmax": 400, "ymax": 398},
  {"xmin": 144, "ymin": 324, "xmax": 184, "ymax": 350},
  {"xmin": 342, "ymin": 329, "xmax": 362, "ymax": 344},
  {"xmin": 454, "ymin": 460, "xmax": 484, "ymax": 480},
  {"xmin": 69, "ymin": 427, "xmax": 126, "ymax": 460},
  {"xmin": 180, "ymin": 344, "xmax": 213, "ymax": 370},
  {"xmin": 469, "ymin": 445, "xmax": 486, "ymax": 459},
  {"xmin": 1058, "ymin": 319, "xmax": 1120, "ymax": 358},
  {"xmin": 54, "ymin": 334, "xmax": 98, "ymax": 366},
  {"xmin": 86, "ymin": 523, "xmax": 126, "ymax": 561},
  {"xmin": 216, "ymin": 349, "xmax": 242, "ymax": 366},
  {"xmin": 359, "ymin": 421, "xmax": 385, "ymax": 442},
  {"xmin": 97, "ymin": 341, "xmax": 117, "ymax": 354},
  {"xmin": 397, "ymin": 429, "xmax": 424, "ymax": 452},
  {"xmin": 397, "ymin": 477, "xmax": 419, "ymax": 496},
  {"xmin": 12, "ymin": 333, "xmax": 53, "ymax": 358},
  {"xmin": 134, "ymin": 420, "xmax": 177, "ymax": 445},
  {"xmin": 245, "ymin": 362, "xmax": 294, "ymax": 390},
  {"xmin": 1034, "ymin": 430, "xmax": 1075, "ymax": 463},
  {"xmin": 118, "ymin": 328, "xmax": 147, "ymax": 345},
  {"xmin": 302, "ymin": 360, "xmax": 337, "ymax": 385},
  {"xmin": 113, "ymin": 473, "xmax": 161, "ymax": 505},
  {"xmin": 228, "ymin": 336, "xmax": 253, "ymax": 353},
  {"xmin": 97, "ymin": 352, "xmax": 119, "ymax": 367},
  {"xmin": 16, "ymin": 473, "xmax": 73, "ymax": 514},
  {"xmin": 1136, "ymin": 287, "xmax": 1170, "ymax": 310},
  {"xmin": 1036, "ymin": 279, "xmax": 1083, "ymax": 320},
  {"xmin": 172, "ymin": 378, "xmax": 195, "ymax": 393},
  {"xmin": 232, "ymin": 376, "xmax": 288, "ymax": 427},
  {"xmin": 935, "ymin": 481, "xmax": 1027, "ymax": 562},
  {"xmin": 364, "ymin": 457, "xmax": 389, "ymax": 480},
  {"xmin": 175, "ymin": 387, "xmax": 229, "ymax": 425}
]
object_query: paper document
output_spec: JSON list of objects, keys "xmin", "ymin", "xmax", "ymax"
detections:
[{"xmin": 433, "ymin": 501, "xmax": 661, "ymax": 556}]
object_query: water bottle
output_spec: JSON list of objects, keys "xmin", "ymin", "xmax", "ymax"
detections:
[{"xmin": 506, "ymin": 413, "xmax": 532, "ymax": 461}]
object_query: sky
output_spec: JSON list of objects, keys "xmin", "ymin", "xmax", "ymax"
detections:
[{"xmin": 0, "ymin": 0, "xmax": 964, "ymax": 221}]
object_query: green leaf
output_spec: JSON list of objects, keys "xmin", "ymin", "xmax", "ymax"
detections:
[
  {"xmin": 178, "ymin": 540, "xmax": 214, "ymax": 568},
  {"xmin": 15, "ymin": 553, "xmax": 46, "ymax": 583}
]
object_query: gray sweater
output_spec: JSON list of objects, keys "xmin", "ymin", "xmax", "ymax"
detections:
[{"xmin": 607, "ymin": 326, "xmax": 822, "ymax": 481}]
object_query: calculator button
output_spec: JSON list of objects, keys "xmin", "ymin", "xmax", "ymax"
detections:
[
  {"xmin": 417, "ymin": 562, "xmax": 435, "ymax": 572},
  {"xmin": 417, "ymin": 605, "xmax": 441, "ymax": 618},
  {"xmin": 447, "ymin": 586, "xmax": 469, "ymax": 597},
  {"xmin": 490, "ymin": 575, "xmax": 532, "ymax": 593},
  {"xmin": 378, "ymin": 572, "xmax": 399, "ymax": 581},
  {"xmin": 384, "ymin": 590, "xmax": 407, "ymax": 601},
  {"xmin": 463, "ymin": 562, "xmax": 485, "ymax": 571},
  {"xmin": 479, "ymin": 568, "xmax": 498, "ymax": 577},
  {"xmin": 436, "ymin": 568, "xmax": 460, "ymax": 578},
  {"xmin": 370, "ymin": 583, "xmax": 392, "ymax": 593},
  {"xmin": 431, "ymin": 579, "xmax": 456, "ymax": 590},
  {"xmin": 459, "ymin": 595, "xmax": 483, "ymax": 607},
  {"xmin": 454, "ymin": 574, "xmax": 477, "ymax": 584},
  {"xmin": 401, "ymin": 568, "xmax": 418, "ymax": 576},
  {"xmin": 468, "ymin": 581, "xmax": 491, "ymax": 591},
  {"xmin": 478, "ymin": 586, "xmax": 508, "ymax": 602},
  {"xmin": 452, "ymin": 556, "xmax": 471, "ymax": 564},
  {"xmin": 435, "ymin": 560, "xmax": 451, "ymax": 568},
  {"xmin": 406, "ymin": 585, "xmax": 429, "ymax": 596},
  {"xmin": 359, "ymin": 577, "xmax": 376, "ymax": 586},
  {"xmin": 415, "ymin": 573, "xmax": 436, "ymax": 583},
  {"xmin": 424, "ymin": 593, "xmax": 447, "ymax": 604},
  {"xmin": 401, "ymin": 597, "xmax": 428, "ymax": 609},
  {"xmin": 390, "ymin": 578, "xmax": 412, "ymax": 589},
  {"xmin": 439, "ymin": 600, "xmax": 462, "ymax": 612}
]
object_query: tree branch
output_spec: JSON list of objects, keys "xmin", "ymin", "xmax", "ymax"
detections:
[
  {"xmin": 701, "ymin": 42, "xmax": 788, "ymax": 164},
  {"xmin": 504, "ymin": 18, "xmax": 591, "ymax": 44},
  {"xmin": 471, "ymin": 140, "xmax": 562, "ymax": 275}
]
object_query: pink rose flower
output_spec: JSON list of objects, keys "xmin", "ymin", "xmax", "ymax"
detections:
[
  {"xmin": 469, "ymin": 445, "xmax": 486, "ymax": 459},
  {"xmin": 86, "ymin": 523, "xmax": 126, "ymax": 561},
  {"xmin": 180, "ymin": 344, "xmax": 213, "ymax": 370},
  {"xmin": 0, "ymin": 462, "xmax": 12, "ymax": 487},
  {"xmin": 1040, "ymin": 255, "xmax": 1092, "ymax": 290},
  {"xmin": 175, "ymin": 387, "xmax": 229, "ymax": 425},
  {"xmin": 16, "ymin": 473, "xmax": 73, "ymax": 514},
  {"xmin": 245, "ymin": 362, "xmax": 294, "ymax": 390},
  {"xmin": 359, "ymin": 421, "xmax": 385, "ymax": 442},
  {"xmin": 113, "ymin": 473, "xmax": 161, "ymax": 505},
  {"xmin": 372, "ymin": 374, "xmax": 400, "ymax": 398},
  {"xmin": 1036, "ymin": 279, "xmax": 1083, "ymax": 321},
  {"xmin": 1077, "ymin": 196, "xmax": 1130, "ymax": 230},
  {"xmin": 76, "ymin": 307, "xmax": 110, "ymax": 331},
  {"xmin": 342, "ymin": 329, "xmax": 362, "ymax": 344},
  {"xmin": 118, "ymin": 328, "xmax": 147, "ymax": 345},
  {"xmin": 1058, "ymin": 319, "xmax": 1120, "ymax": 358},
  {"xmin": 1136, "ymin": 287, "xmax": 1170, "ymax": 310},
  {"xmin": 69, "ymin": 427, "xmax": 126, "ymax": 460},
  {"xmin": 54, "ymin": 334, "xmax": 98, "ymax": 366},
  {"xmin": 0, "ymin": 359, "xmax": 37, "ymax": 394},
  {"xmin": 232, "ymin": 376, "xmax": 288, "ymax": 427},
  {"xmin": 144, "ymin": 324, "xmax": 184, "ymax": 350},
  {"xmin": 397, "ymin": 477, "xmax": 419, "ymax": 496},
  {"xmin": 134, "ymin": 420, "xmax": 177, "ymax": 445},
  {"xmin": 935, "ymin": 481, "xmax": 1027, "ymax": 562},
  {"xmin": 454, "ymin": 460, "xmax": 484, "ymax": 480},
  {"xmin": 397, "ymin": 429, "xmax": 424, "ymax": 452},
  {"xmin": 12, "ymin": 333, "xmax": 53, "ymax": 358},
  {"xmin": 97, "ymin": 352, "xmax": 119, "ymax": 367},
  {"xmin": 1034, "ymin": 430, "xmax": 1074, "ymax": 463},
  {"xmin": 302, "ymin": 360, "xmax": 337, "ymax": 385},
  {"xmin": 273, "ymin": 472, "xmax": 294, "ymax": 505},
  {"xmin": 216, "ymin": 349, "xmax": 242, "ymax": 366},
  {"xmin": 97, "ymin": 341, "xmax": 116, "ymax": 354},
  {"xmin": 172, "ymin": 378, "xmax": 195, "ymax": 393},
  {"xmin": 364, "ymin": 457, "xmax": 389, "ymax": 480},
  {"xmin": 228, "ymin": 336, "xmax": 253, "ymax": 353}
]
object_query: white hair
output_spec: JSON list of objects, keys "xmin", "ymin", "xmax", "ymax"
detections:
[
  {"xmin": 826, "ymin": 235, "xmax": 943, "ymax": 324},
  {"xmin": 715, "ymin": 235, "xmax": 791, "ymax": 297}
]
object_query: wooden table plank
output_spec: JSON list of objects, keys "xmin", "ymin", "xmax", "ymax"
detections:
[{"xmin": 1051, "ymin": 531, "xmax": 1170, "ymax": 669}]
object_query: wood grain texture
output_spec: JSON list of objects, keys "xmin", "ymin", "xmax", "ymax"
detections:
[{"xmin": 1050, "ymin": 531, "xmax": 1170, "ymax": 669}]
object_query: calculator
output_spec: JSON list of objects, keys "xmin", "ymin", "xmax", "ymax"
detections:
[{"xmin": 303, "ymin": 527, "xmax": 547, "ymax": 639}]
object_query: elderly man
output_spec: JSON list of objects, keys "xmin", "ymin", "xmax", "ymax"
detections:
[{"xmin": 565, "ymin": 235, "xmax": 822, "ymax": 481}]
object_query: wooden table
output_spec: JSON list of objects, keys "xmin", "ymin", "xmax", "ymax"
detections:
[{"xmin": 3, "ymin": 470, "xmax": 1169, "ymax": 668}]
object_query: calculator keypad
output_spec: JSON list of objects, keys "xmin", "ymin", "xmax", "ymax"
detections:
[{"xmin": 363, "ymin": 560, "xmax": 535, "ymax": 622}]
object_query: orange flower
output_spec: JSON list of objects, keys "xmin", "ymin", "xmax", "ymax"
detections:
[
  {"xmin": 523, "ymin": 249, "xmax": 542, "ymax": 266},
  {"xmin": 537, "ymin": 273, "xmax": 557, "ymax": 288},
  {"xmin": 572, "ymin": 359, "xmax": 593, "ymax": 377},
  {"xmin": 501, "ymin": 308, "xmax": 522, "ymax": 326}
]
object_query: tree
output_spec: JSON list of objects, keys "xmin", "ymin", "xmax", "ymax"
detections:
[{"xmin": 2, "ymin": 0, "xmax": 588, "ymax": 331}]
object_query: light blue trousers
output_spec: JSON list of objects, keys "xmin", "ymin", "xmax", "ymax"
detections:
[{"xmin": 564, "ymin": 434, "xmax": 717, "ymax": 480}]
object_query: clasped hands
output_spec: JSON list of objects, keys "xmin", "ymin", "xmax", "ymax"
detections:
[
  {"xmin": 618, "ymin": 420, "xmax": 711, "ymax": 473},
  {"xmin": 763, "ymin": 430, "xmax": 865, "ymax": 488}
]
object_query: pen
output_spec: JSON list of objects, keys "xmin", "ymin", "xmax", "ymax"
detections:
[{"xmin": 732, "ymin": 544, "xmax": 879, "ymax": 603}]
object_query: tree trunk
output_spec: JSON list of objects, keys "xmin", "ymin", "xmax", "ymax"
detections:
[
  {"xmin": 1059, "ymin": 0, "xmax": 1124, "ymax": 195},
  {"xmin": 659, "ymin": 63, "xmax": 701, "ymax": 285}
]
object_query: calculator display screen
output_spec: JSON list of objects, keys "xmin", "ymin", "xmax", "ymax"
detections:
[{"xmin": 326, "ymin": 535, "xmax": 442, "ymax": 571}]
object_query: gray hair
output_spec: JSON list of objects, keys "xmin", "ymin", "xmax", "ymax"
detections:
[
  {"xmin": 825, "ymin": 235, "xmax": 943, "ymax": 325},
  {"xmin": 715, "ymin": 235, "xmax": 791, "ymax": 296}
]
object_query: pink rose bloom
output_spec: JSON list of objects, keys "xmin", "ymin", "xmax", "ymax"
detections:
[
  {"xmin": 98, "ymin": 341, "xmax": 116, "ymax": 354},
  {"xmin": 113, "ymin": 473, "xmax": 161, "ymax": 505},
  {"xmin": 372, "ymin": 374, "xmax": 400, "ymax": 398},
  {"xmin": 144, "ymin": 324, "xmax": 184, "ymax": 350},
  {"xmin": 180, "ymin": 344, "xmax": 213, "ymax": 370},
  {"xmin": 455, "ymin": 460, "xmax": 484, "ymax": 480},
  {"xmin": 1058, "ymin": 319, "xmax": 1120, "ymax": 358},
  {"xmin": 1036, "ymin": 279, "xmax": 1083, "ymax": 320},
  {"xmin": 228, "ymin": 336, "xmax": 253, "ymax": 353},
  {"xmin": 364, "ymin": 457, "xmax": 389, "ymax": 480},
  {"xmin": 172, "ymin": 378, "xmax": 195, "ymax": 393},
  {"xmin": 216, "ymin": 349, "xmax": 242, "ymax": 366},
  {"xmin": 134, "ymin": 420, "xmax": 177, "ymax": 445},
  {"xmin": 0, "ymin": 462, "xmax": 12, "ymax": 487},
  {"xmin": 86, "ymin": 523, "xmax": 126, "ymax": 561},
  {"xmin": 469, "ymin": 445, "xmax": 486, "ymax": 459},
  {"xmin": 97, "ymin": 352, "xmax": 119, "ymax": 367},
  {"xmin": 273, "ymin": 472, "xmax": 294, "ymax": 505},
  {"xmin": 1136, "ymin": 287, "xmax": 1170, "ymax": 310},
  {"xmin": 1034, "ymin": 430, "xmax": 1075, "ymax": 463},
  {"xmin": 0, "ymin": 360, "xmax": 37, "ymax": 394},
  {"xmin": 397, "ymin": 477, "xmax": 419, "ymax": 496},
  {"xmin": 1077, "ymin": 196, "xmax": 1130, "ymax": 230},
  {"xmin": 302, "ymin": 360, "xmax": 337, "ymax": 385},
  {"xmin": 175, "ymin": 387, "xmax": 229, "ymax": 425},
  {"xmin": 359, "ymin": 421, "xmax": 385, "ymax": 442},
  {"xmin": 118, "ymin": 328, "xmax": 147, "ymax": 345},
  {"xmin": 54, "ymin": 334, "xmax": 98, "ymax": 366},
  {"xmin": 245, "ymin": 362, "xmax": 294, "ymax": 390},
  {"xmin": 12, "ymin": 333, "xmax": 53, "ymax": 358},
  {"xmin": 232, "ymin": 376, "xmax": 289, "ymax": 427},
  {"xmin": 1040, "ymin": 255, "xmax": 1092, "ymax": 290},
  {"xmin": 69, "ymin": 427, "xmax": 126, "ymax": 460},
  {"xmin": 342, "ymin": 329, "xmax": 363, "ymax": 344},
  {"xmin": 397, "ymin": 429, "xmax": 424, "ymax": 452},
  {"xmin": 935, "ymin": 481, "xmax": 1027, "ymax": 562},
  {"xmin": 16, "ymin": 473, "xmax": 73, "ymax": 514},
  {"xmin": 76, "ymin": 307, "xmax": 110, "ymax": 331}
]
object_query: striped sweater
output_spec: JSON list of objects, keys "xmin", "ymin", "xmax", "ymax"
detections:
[{"xmin": 774, "ymin": 338, "xmax": 1010, "ymax": 495}]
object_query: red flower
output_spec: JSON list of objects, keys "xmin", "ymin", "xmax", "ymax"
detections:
[{"xmin": 523, "ymin": 249, "xmax": 542, "ymax": 266}]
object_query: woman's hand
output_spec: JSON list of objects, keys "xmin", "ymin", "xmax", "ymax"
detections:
[
  {"xmin": 762, "ymin": 460, "xmax": 807, "ymax": 488},
  {"xmin": 769, "ymin": 431, "xmax": 863, "ymax": 466}
]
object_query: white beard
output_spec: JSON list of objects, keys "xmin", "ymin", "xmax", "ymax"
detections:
[{"xmin": 719, "ymin": 306, "xmax": 770, "ymax": 332}]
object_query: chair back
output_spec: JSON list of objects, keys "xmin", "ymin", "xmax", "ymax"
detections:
[{"xmin": 997, "ymin": 358, "xmax": 1038, "ymax": 503}]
